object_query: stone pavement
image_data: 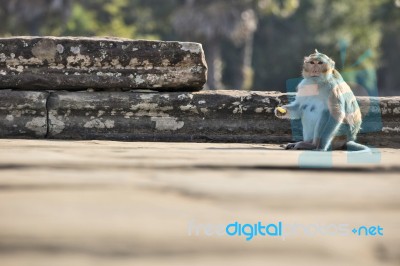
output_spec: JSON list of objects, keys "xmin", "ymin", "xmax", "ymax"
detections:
[{"xmin": 0, "ymin": 139, "xmax": 399, "ymax": 266}]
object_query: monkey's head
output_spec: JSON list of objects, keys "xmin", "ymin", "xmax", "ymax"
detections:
[{"xmin": 302, "ymin": 49, "xmax": 336, "ymax": 78}]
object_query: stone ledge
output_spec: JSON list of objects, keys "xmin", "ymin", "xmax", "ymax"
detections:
[
  {"xmin": 0, "ymin": 37, "xmax": 207, "ymax": 90},
  {"xmin": 0, "ymin": 90, "xmax": 399, "ymax": 147},
  {"xmin": 47, "ymin": 90, "xmax": 286, "ymax": 142}
]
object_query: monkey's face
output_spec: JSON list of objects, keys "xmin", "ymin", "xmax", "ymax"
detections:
[{"xmin": 302, "ymin": 52, "xmax": 335, "ymax": 78}]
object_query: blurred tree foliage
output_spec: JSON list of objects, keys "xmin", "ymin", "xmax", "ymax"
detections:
[
  {"xmin": 64, "ymin": 0, "xmax": 163, "ymax": 39},
  {"xmin": 253, "ymin": 0, "xmax": 384, "ymax": 95},
  {"xmin": 0, "ymin": 0, "xmax": 399, "ymax": 95},
  {"xmin": 172, "ymin": 0, "xmax": 258, "ymax": 89},
  {"xmin": 0, "ymin": 0, "xmax": 72, "ymax": 35}
]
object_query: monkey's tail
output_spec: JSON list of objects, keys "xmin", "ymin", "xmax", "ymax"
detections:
[{"xmin": 345, "ymin": 141, "xmax": 370, "ymax": 152}]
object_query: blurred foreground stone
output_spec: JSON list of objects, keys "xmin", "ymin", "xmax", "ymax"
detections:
[
  {"xmin": 0, "ymin": 140, "xmax": 399, "ymax": 266},
  {"xmin": 0, "ymin": 37, "xmax": 207, "ymax": 90}
]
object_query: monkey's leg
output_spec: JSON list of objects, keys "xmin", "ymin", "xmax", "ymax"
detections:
[
  {"xmin": 315, "ymin": 110, "xmax": 344, "ymax": 151},
  {"xmin": 284, "ymin": 141, "xmax": 316, "ymax": 150},
  {"xmin": 294, "ymin": 141, "xmax": 316, "ymax": 150},
  {"xmin": 283, "ymin": 143, "xmax": 297, "ymax": 149},
  {"xmin": 280, "ymin": 142, "xmax": 297, "ymax": 149}
]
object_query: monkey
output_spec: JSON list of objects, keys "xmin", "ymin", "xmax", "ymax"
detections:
[{"xmin": 274, "ymin": 50, "xmax": 369, "ymax": 151}]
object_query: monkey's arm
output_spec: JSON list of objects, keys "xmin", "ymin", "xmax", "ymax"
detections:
[{"xmin": 275, "ymin": 101, "xmax": 301, "ymax": 120}]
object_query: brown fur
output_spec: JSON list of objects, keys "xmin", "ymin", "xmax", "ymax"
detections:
[{"xmin": 275, "ymin": 50, "xmax": 368, "ymax": 151}]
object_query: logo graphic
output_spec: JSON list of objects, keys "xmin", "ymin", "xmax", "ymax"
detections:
[{"xmin": 187, "ymin": 220, "xmax": 384, "ymax": 241}]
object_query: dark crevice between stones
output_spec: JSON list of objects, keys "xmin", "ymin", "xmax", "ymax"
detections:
[
  {"xmin": 0, "ymin": 163, "xmax": 399, "ymax": 173},
  {"xmin": 44, "ymin": 91, "xmax": 53, "ymax": 139}
]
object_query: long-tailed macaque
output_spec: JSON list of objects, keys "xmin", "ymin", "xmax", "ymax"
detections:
[{"xmin": 275, "ymin": 50, "xmax": 368, "ymax": 151}]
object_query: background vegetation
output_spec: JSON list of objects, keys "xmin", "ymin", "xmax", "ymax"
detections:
[{"xmin": 0, "ymin": 0, "xmax": 399, "ymax": 95}]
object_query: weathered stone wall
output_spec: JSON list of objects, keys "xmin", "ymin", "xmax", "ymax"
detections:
[
  {"xmin": 0, "ymin": 90, "xmax": 48, "ymax": 138},
  {"xmin": 46, "ymin": 90, "xmax": 286, "ymax": 142},
  {"xmin": 0, "ymin": 37, "xmax": 207, "ymax": 90},
  {"xmin": 1, "ymin": 90, "xmax": 399, "ymax": 147}
]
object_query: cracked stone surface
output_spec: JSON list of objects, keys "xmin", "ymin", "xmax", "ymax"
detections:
[{"xmin": 0, "ymin": 37, "xmax": 207, "ymax": 91}]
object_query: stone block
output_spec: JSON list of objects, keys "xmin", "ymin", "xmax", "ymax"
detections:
[
  {"xmin": 0, "ymin": 37, "xmax": 207, "ymax": 91},
  {"xmin": 0, "ymin": 90, "xmax": 48, "ymax": 138}
]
